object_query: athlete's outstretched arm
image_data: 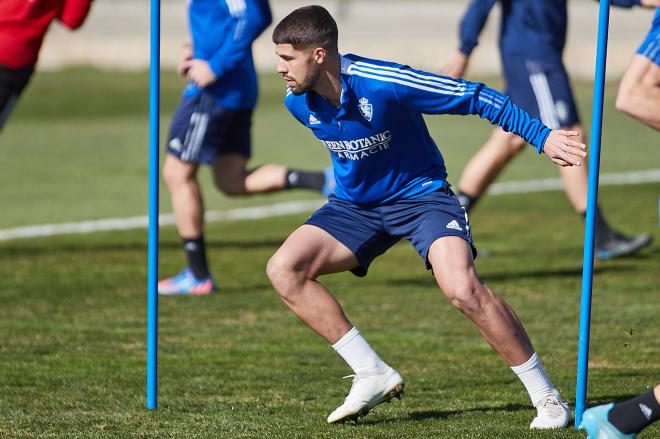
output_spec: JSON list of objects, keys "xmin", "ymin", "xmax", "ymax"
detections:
[
  {"xmin": 392, "ymin": 66, "xmax": 586, "ymax": 166},
  {"xmin": 442, "ymin": 0, "xmax": 497, "ymax": 78}
]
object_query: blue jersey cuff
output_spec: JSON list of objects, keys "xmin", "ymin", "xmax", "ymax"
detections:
[
  {"xmin": 535, "ymin": 128, "xmax": 552, "ymax": 154},
  {"xmin": 459, "ymin": 42, "xmax": 476, "ymax": 56}
]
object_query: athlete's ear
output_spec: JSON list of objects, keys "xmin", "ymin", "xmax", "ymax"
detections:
[{"xmin": 313, "ymin": 47, "xmax": 327, "ymax": 65}]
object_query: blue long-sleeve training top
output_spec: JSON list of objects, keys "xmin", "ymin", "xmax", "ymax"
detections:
[
  {"xmin": 459, "ymin": 0, "xmax": 643, "ymax": 60},
  {"xmin": 284, "ymin": 54, "xmax": 552, "ymax": 206},
  {"xmin": 184, "ymin": 0, "xmax": 272, "ymax": 109}
]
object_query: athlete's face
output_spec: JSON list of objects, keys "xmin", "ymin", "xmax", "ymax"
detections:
[{"xmin": 275, "ymin": 44, "xmax": 322, "ymax": 95}]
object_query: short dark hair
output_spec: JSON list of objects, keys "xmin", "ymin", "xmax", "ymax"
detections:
[{"xmin": 272, "ymin": 5, "xmax": 338, "ymax": 53}]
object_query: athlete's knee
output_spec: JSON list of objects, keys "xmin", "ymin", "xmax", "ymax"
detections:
[
  {"xmin": 616, "ymin": 80, "xmax": 635, "ymax": 114},
  {"xmin": 213, "ymin": 158, "xmax": 249, "ymax": 196},
  {"xmin": 214, "ymin": 174, "xmax": 247, "ymax": 196},
  {"xmin": 615, "ymin": 95, "xmax": 631, "ymax": 115},
  {"xmin": 615, "ymin": 81, "xmax": 654, "ymax": 116},
  {"xmin": 445, "ymin": 277, "xmax": 490, "ymax": 316},
  {"xmin": 616, "ymin": 57, "xmax": 657, "ymax": 113},
  {"xmin": 266, "ymin": 251, "xmax": 309, "ymax": 299},
  {"xmin": 491, "ymin": 130, "xmax": 525, "ymax": 156},
  {"xmin": 506, "ymin": 135, "xmax": 526, "ymax": 154},
  {"xmin": 163, "ymin": 156, "xmax": 195, "ymax": 188}
]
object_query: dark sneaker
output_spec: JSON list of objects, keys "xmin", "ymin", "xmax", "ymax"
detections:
[{"xmin": 595, "ymin": 230, "xmax": 652, "ymax": 260}]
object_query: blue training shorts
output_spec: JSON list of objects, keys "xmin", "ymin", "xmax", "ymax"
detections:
[
  {"xmin": 637, "ymin": 10, "xmax": 660, "ymax": 66},
  {"xmin": 166, "ymin": 93, "xmax": 252, "ymax": 164},
  {"xmin": 306, "ymin": 184, "xmax": 475, "ymax": 277},
  {"xmin": 502, "ymin": 56, "xmax": 580, "ymax": 129}
]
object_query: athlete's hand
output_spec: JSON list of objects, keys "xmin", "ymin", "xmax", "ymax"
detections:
[
  {"xmin": 441, "ymin": 51, "xmax": 469, "ymax": 78},
  {"xmin": 543, "ymin": 130, "xmax": 587, "ymax": 167},
  {"xmin": 640, "ymin": 0, "xmax": 660, "ymax": 9},
  {"xmin": 177, "ymin": 42, "xmax": 194, "ymax": 77},
  {"xmin": 185, "ymin": 59, "xmax": 217, "ymax": 88}
]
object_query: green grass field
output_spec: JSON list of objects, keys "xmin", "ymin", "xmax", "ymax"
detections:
[{"xmin": 0, "ymin": 69, "xmax": 658, "ymax": 438}]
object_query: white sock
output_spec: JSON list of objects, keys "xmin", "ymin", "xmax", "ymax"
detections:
[
  {"xmin": 510, "ymin": 352, "xmax": 556, "ymax": 407},
  {"xmin": 332, "ymin": 327, "xmax": 387, "ymax": 374}
]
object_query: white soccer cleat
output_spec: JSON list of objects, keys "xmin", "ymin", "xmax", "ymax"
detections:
[
  {"xmin": 327, "ymin": 366, "xmax": 405, "ymax": 424},
  {"xmin": 530, "ymin": 390, "xmax": 571, "ymax": 429}
]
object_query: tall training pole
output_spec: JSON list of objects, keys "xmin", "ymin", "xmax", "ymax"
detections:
[
  {"xmin": 575, "ymin": 0, "xmax": 610, "ymax": 428},
  {"xmin": 147, "ymin": 0, "xmax": 161, "ymax": 410}
]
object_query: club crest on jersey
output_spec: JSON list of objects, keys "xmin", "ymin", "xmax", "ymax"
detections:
[{"xmin": 358, "ymin": 97, "xmax": 373, "ymax": 122}]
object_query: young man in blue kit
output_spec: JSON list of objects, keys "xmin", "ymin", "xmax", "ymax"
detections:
[
  {"xmin": 157, "ymin": 0, "xmax": 334, "ymax": 295},
  {"xmin": 267, "ymin": 5, "xmax": 588, "ymax": 429},
  {"xmin": 442, "ymin": 0, "xmax": 657, "ymax": 260},
  {"xmin": 616, "ymin": 7, "xmax": 660, "ymax": 130}
]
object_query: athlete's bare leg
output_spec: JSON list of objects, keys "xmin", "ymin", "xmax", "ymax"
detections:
[
  {"xmin": 428, "ymin": 236, "xmax": 534, "ymax": 365},
  {"xmin": 616, "ymin": 54, "xmax": 660, "ymax": 130},
  {"xmin": 557, "ymin": 123, "xmax": 588, "ymax": 212},
  {"xmin": 212, "ymin": 153, "xmax": 288, "ymax": 196},
  {"xmin": 457, "ymin": 128, "xmax": 525, "ymax": 199},
  {"xmin": 163, "ymin": 154, "xmax": 204, "ymax": 238},
  {"xmin": 267, "ymin": 224, "xmax": 359, "ymax": 343}
]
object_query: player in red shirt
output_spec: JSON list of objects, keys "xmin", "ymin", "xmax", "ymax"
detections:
[{"xmin": 0, "ymin": 0, "xmax": 93, "ymax": 131}]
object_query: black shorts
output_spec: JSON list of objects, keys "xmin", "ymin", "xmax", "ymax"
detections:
[
  {"xmin": 0, "ymin": 64, "xmax": 34, "ymax": 130},
  {"xmin": 166, "ymin": 93, "xmax": 252, "ymax": 164},
  {"xmin": 502, "ymin": 57, "xmax": 580, "ymax": 129}
]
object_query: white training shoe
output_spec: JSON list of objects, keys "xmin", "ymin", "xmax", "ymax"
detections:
[
  {"xmin": 326, "ymin": 366, "xmax": 405, "ymax": 423},
  {"xmin": 530, "ymin": 390, "xmax": 571, "ymax": 429}
]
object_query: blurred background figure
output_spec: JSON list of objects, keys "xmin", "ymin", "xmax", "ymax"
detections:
[
  {"xmin": 442, "ymin": 0, "xmax": 656, "ymax": 260},
  {"xmin": 616, "ymin": 7, "xmax": 660, "ymax": 130},
  {"xmin": 0, "ymin": 0, "xmax": 93, "ymax": 132},
  {"xmin": 157, "ymin": 0, "xmax": 334, "ymax": 296},
  {"xmin": 580, "ymin": 383, "xmax": 659, "ymax": 438}
]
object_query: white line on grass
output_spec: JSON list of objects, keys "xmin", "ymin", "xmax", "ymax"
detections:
[
  {"xmin": 0, "ymin": 200, "xmax": 326, "ymax": 242},
  {"xmin": 1, "ymin": 169, "xmax": 659, "ymax": 242},
  {"xmin": 488, "ymin": 168, "xmax": 660, "ymax": 195}
]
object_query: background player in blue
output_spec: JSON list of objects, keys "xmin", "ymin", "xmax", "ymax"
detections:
[
  {"xmin": 442, "ymin": 0, "xmax": 656, "ymax": 260},
  {"xmin": 267, "ymin": 5, "xmax": 588, "ymax": 429},
  {"xmin": 157, "ymin": 0, "xmax": 334, "ymax": 295},
  {"xmin": 616, "ymin": 6, "xmax": 660, "ymax": 130}
]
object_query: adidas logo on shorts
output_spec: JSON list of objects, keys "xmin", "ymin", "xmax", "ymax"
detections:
[
  {"xmin": 446, "ymin": 220, "xmax": 462, "ymax": 231},
  {"xmin": 169, "ymin": 137, "xmax": 183, "ymax": 152}
]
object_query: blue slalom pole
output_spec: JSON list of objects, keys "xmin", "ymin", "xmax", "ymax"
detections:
[
  {"xmin": 146, "ymin": 0, "xmax": 161, "ymax": 410},
  {"xmin": 575, "ymin": 0, "xmax": 610, "ymax": 428}
]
